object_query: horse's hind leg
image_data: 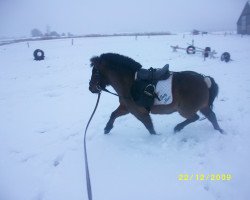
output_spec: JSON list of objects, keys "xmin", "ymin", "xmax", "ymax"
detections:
[
  {"xmin": 200, "ymin": 107, "xmax": 224, "ymax": 133},
  {"xmin": 174, "ymin": 114, "xmax": 199, "ymax": 132},
  {"xmin": 104, "ymin": 104, "xmax": 129, "ymax": 134}
]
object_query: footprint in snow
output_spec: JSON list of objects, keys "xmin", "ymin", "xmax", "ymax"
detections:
[
  {"xmin": 53, "ymin": 154, "xmax": 64, "ymax": 167},
  {"xmin": 21, "ymin": 154, "xmax": 37, "ymax": 163},
  {"xmin": 37, "ymin": 130, "xmax": 47, "ymax": 134},
  {"xmin": 219, "ymin": 98, "xmax": 228, "ymax": 102},
  {"xmin": 204, "ymin": 184, "xmax": 210, "ymax": 191},
  {"xmin": 45, "ymin": 93, "xmax": 60, "ymax": 97}
]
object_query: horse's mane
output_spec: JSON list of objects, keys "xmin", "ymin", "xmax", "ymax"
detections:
[{"xmin": 90, "ymin": 53, "xmax": 142, "ymax": 73}]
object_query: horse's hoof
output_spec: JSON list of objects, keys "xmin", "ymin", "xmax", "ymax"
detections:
[
  {"xmin": 219, "ymin": 129, "xmax": 226, "ymax": 134},
  {"xmin": 104, "ymin": 128, "xmax": 111, "ymax": 134},
  {"xmin": 174, "ymin": 125, "xmax": 183, "ymax": 133},
  {"xmin": 104, "ymin": 125, "xmax": 113, "ymax": 134},
  {"xmin": 104, "ymin": 130, "xmax": 110, "ymax": 134},
  {"xmin": 150, "ymin": 130, "xmax": 157, "ymax": 135}
]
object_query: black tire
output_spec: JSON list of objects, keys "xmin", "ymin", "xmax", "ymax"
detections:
[
  {"xmin": 205, "ymin": 47, "xmax": 211, "ymax": 52},
  {"xmin": 204, "ymin": 47, "xmax": 211, "ymax": 58},
  {"xmin": 220, "ymin": 52, "xmax": 230, "ymax": 62},
  {"xmin": 186, "ymin": 45, "xmax": 196, "ymax": 54},
  {"xmin": 34, "ymin": 49, "xmax": 45, "ymax": 61}
]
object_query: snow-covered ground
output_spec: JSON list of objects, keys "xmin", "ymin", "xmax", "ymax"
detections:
[{"xmin": 1, "ymin": 34, "xmax": 250, "ymax": 200}]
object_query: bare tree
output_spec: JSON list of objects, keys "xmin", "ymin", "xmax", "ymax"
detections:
[{"xmin": 31, "ymin": 28, "xmax": 43, "ymax": 37}]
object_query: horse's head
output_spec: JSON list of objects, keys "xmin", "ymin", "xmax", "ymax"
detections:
[
  {"xmin": 89, "ymin": 56, "xmax": 108, "ymax": 93},
  {"xmin": 89, "ymin": 53, "xmax": 143, "ymax": 94}
]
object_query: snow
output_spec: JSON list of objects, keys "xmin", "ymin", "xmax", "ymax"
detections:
[{"xmin": 1, "ymin": 34, "xmax": 250, "ymax": 200}]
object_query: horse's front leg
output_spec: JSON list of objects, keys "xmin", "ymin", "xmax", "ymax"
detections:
[
  {"xmin": 104, "ymin": 104, "xmax": 129, "ymax": 134},
  {"xmin": 135, "ymin": 111, "xmax": 156, "ymax": 135},
  {"xmin": 125, "ymin": 100, "xmax": 156, "ymax": 135}
]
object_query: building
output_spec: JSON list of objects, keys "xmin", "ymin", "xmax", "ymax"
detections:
[{"xmin": 237, "ymin": 1, "xmax": 250, "ymax": 34}]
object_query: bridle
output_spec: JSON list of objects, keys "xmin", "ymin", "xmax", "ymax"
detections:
[
  {"xmin": 89, "ymin": 67, "xmax": 121, "ymax": 97},
  {"xmin": 89, "ymin": 67, "xmax": 103, "ymax": 93}
]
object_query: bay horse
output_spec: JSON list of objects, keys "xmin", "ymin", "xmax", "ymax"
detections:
[{"xmin": 89, "ymin": 53, "xmax": 223, "ymax": 135}]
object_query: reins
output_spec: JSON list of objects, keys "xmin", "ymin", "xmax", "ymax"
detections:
[
  {"xmin": 102, "ymin": 88, "xmax": 132, "ymax": 99},
  {"xmin": 102, "ymin": 88, "xmax": 119, "ymax": 97},
  {"xmin": 84, "ymin": 92, "xmax": 101, "ymax": 200},
  {"xmin": 83, "ymin": 89, "xmax": 128, "ymax": 200}
]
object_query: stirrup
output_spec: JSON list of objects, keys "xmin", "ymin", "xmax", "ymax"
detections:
[{"xmin": 144, "ymin": 84, "xmax": 155, "ymax": 96}]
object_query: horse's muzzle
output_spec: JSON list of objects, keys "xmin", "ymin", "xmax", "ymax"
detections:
[{"xmin": 89, "ymin": 84, "xmax": 101, "ymax": 94}]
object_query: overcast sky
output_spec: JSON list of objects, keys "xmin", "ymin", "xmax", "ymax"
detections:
[{"xmin": 0, "ymin": 0, "xmax": 247, "ymax": 37}]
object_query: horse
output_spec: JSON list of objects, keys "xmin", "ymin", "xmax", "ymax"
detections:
[{"xmin": 88, "ymin": 53, "xmax": 223, "ymax": 135}]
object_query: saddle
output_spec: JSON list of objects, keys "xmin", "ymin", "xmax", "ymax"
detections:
[
  {"xmin": 131, "ymin": 64, "xmax": 171, "ymax": 111},
  {"xmin": 135, "ymin": 64, "xmax": 170, "ymax": 81}
]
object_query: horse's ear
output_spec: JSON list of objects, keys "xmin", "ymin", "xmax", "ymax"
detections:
[{"xmin": 90, "ymin": 56, "xmax": 100, "ymax": 68}]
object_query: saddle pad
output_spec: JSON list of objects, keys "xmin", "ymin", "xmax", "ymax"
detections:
[{"xmin": 154, "ymin": 74, "xmax": 173, "ymax": 105}]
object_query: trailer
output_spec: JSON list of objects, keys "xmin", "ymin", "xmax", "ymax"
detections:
[{"xmin": 170, "ymin": 43, "xmax": 231, "ymax": 62}]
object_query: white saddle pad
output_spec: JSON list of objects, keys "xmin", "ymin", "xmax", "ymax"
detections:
[{"xmin": 154, "ymin": 74, "xmax": 173, "ymax": 105}]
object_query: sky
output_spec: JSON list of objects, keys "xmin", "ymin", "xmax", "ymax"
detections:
[{"xmin": 0, "ymin": 0, "xmax": 247, "ymax": 38}]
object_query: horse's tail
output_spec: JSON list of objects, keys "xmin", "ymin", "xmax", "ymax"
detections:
[
  {"xmin": 90, "ymin": 56, "xmax": 101, "ymax": 67},
  {"xmin": 204, "ymin": 76, "xmax": 219, "ymax": 109}
]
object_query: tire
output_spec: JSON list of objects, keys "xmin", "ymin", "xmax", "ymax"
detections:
[
  {"xmin": 205, "ymin": 47, "xmax": 211, "ymax": 52},
  {"xmin": 220, "ymin": 52, "xmax": 230, "ymax": 62},
  {"xmin": 186, "ymin": 45, "xmax": 196, "ymax": 54},
  {"xmin": 204, "ymin": 47, "xmax": 211, "ymax": 58},
  {"xmin": 34, "ymin": 49, "xmax": 45, "ymax": 61}
]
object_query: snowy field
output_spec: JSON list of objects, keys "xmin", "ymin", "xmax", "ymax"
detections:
[{"xmin": 1, "ymin": 34, "xmax": 250, "ymax": 200}]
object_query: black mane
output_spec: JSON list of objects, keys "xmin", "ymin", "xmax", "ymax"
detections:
[{"xmin": 96, "ymin": 53, "xmax": 142, "ymax": 73}]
